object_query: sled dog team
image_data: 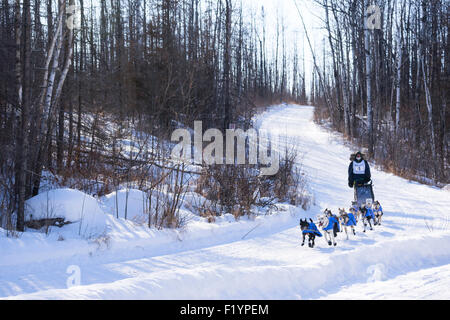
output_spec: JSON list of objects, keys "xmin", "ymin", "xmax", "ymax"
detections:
[{"xmin": 300, "ymin": 200, "xmax": 384, "ymax": 248}]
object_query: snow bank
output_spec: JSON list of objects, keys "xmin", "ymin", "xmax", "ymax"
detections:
[
  {"xmin": 6, "ymin": 232, "xmax": 450, "ymax": 300},
  {"xmin": 25, "ymin": 189, "xmax": 107, "ymax": 236},
  {"xmin": 103, "ymin": 189, "xmax": 149, "ymax": 221}
]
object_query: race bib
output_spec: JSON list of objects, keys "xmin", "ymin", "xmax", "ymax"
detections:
[{"xmin": 353, "ymin": 161, "xmax": 366, "ymax": 175}]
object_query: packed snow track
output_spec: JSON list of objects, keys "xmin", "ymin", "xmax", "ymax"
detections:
[{"xmin": 1, "ymin": 105, "xmax": 450, "ymax": 300}]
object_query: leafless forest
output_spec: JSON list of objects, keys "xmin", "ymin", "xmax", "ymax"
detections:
[
  {"xmin": 1, "ymin": 0, "xmax": 309, "ymax": 231},
  {"xmin": 0, "ymin": 0, "xmax": 448, "ymax": 232},
  {"xmin": 311, "ymin": 0, "xmax": 448, "ymax": 185}
]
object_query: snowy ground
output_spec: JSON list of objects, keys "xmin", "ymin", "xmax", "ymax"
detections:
[{"xmin": 1, "ymin": 104, "xmax": 450, "ymax": 300}]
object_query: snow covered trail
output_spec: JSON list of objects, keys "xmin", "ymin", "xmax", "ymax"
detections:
[{"xmin": 2, "ymin": 105, "xmax": 450, "ymax": 300}]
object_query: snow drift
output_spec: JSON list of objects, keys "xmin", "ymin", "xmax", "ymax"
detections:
[{"xmin": 25, "ymin": 188, "xmax": 107, "ymax": 237}]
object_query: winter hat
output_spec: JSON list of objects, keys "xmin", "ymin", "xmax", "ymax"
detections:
[{"xmin": 354, "ymin": 151, "xmax": 364, "ymax": 162}]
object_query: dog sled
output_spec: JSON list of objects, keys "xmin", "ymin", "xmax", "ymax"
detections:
[{"xmin": 354, "ymin": 180, "xmax": 375, "ymax": 208}]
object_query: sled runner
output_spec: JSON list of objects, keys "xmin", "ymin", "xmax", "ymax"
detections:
[{"xmin": 354, "ymin": 181, "xmax": 375, "ymax": 208}]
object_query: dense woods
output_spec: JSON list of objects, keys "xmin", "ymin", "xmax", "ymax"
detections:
[
  {"xmin": 0, "ymin": 0, "xmax": 307, "ymax": 231},
  {"xmin": 311, "ymin": 0, "xmax": 448, "ymax": 185},
  {"xmin": 0, "ymin": 0, "xmax": 448, "ymax": 233}
]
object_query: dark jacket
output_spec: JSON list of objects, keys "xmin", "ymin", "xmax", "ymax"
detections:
[{"xmin": 348, "ymin": 159, "xmax": 371, "ymax": 188}]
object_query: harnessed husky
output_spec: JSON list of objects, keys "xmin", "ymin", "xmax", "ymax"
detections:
[
  {"xmin": 373, "ymin": 201, "xmax": 384, "ymax": 226},
  {"xmin": 361, "ymin": 200, "xmax": 375, "ymax": 232},
  {"xmin": 338, "ymin": 208, "xmax": 357, "ymax": 240},
  {"xmin": 318, "ymin": 209, "xmax": 340, "ymax": 246},
  {"xmin": 300, "ymin": 218, "xmax": 322, "ymax": 248}
]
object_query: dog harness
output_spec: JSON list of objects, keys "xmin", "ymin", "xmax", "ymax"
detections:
[
  {"xmin": 345, "ymin": 213, "xmax": 357, "ymax": 226},
  {"xmin": 303, "ymin": 222, "xmax": 322, "ymax": 237}
]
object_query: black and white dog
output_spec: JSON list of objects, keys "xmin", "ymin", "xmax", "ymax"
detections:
[
  {"xmin": 300, "ymin": 218, "xmax": 322, "ymax": 248},
  {"xmin": 338, "ymin": 208, "xmax": 357, "ymax": 240},
  {"xmin": 318, "ymin": 209, "xmax": 340, "ymax": 246},
  {"xmin": 360, "ymin": 203, "xmax": 374, "ymax": 233},
  {"xmin": 373, "ymin": 201, "xmax": 384, "ymax": 226}
]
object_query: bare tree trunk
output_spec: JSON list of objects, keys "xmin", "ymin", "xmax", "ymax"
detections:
[
  {"xmin": 395, "ymin": 2, "xmax": 405, "ymax": 136},
  {"xmin": 395, "ymin": 29, "xmax": 402, "ymax": 135},
  {"xmin": 325, "ymin": 0, "xmax": 343, "ymax": 128},
  {"xmin": 223, "ymin": 0, "xmax": 232, "ymax": 130},
  {"xmin": 56, "ymin": 6, "xmax": 76, "ymax": 172},
  {"xmin": 32, "ymin": 0, "xmax": 66, "ymax": 194},
  {"xmin": 365, "ymin": 4, "xmax": 374, "ymax": 157},
  {"xmin": 420, "ymin": 0, "xmax": 439, "ymax": 181},
  {"xmin": 14, "ymin": 0, "xmax": 25, "ymax": 231},
  {"xmin": 421, "ymin": 56, "xmax": 438, "ymax": 181}
]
